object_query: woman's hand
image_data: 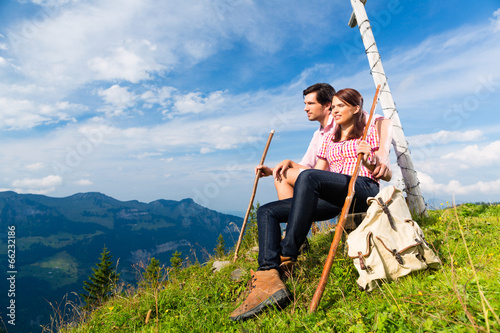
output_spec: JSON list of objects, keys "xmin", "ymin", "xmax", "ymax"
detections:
[
  {"xmin": 273, "ymin": 159, "xmax": 295, "ymax": 182},
  {"xmin": 357, "ymin": 140, "xmax": 375, "ymax": 171}
]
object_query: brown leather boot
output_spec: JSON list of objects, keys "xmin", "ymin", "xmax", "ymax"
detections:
[
  {"xmin": 279, "ymin": 256, "xmax": 295, "ymax": 280},
  {"xmin": 230, "ymin": 269, "xmax": 291, "ymax": 321}
]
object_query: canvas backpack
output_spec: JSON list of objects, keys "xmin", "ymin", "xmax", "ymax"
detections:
[{"xmin": 346, "ymin": 185, "xmax": 441, "ymax": 291}]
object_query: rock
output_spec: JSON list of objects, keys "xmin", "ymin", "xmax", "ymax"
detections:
[
  {"xmin": 212, "ymin": 260, "xmax": 231, "ymax": 272},
  {"xmin": 230, "ymin": 268, "xmax": 245, "ymax": 281}
]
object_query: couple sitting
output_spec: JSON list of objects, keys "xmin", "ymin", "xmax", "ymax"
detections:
[{"xmin": 230, "ymin": 84, "xmax": 392, "ymax": 321}]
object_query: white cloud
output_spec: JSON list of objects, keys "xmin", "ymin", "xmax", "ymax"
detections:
[
  {"xmin": 88, "ymin": 44, "xmax": 162, "ymax": 83},
  {"xmin": 11, "ymin": 175, "xmax": 63, "ymax": 194},
  {"xmin": 74, "ymin": 179, "xmax": 93, "ymax": 186},
  {"xmin": 26, "ymin": 162, "xmax": 46, "ymax": 170},
  {"xmin": 132, "ymin": 152, "xmax": 162, "ymax": 159},
  {"xmin": 0, "ymin": 97, "xmax": 83, "ymax": 130},
  {"xmin": 30, "ymin": 0, "xmax": 80, "ymax": 6},
  {"xmin": 97, "ymin": 85, "xmax": 137, "ymax": 116},
  {"xmin": 172, "ymin": 91, "xmax": 225, "ymax": 115},
  {"xmin": 200, "ymin": 147, "xmax": 214, "ymax": 154},
  {"xmin": 492, "ymin": 8, "xmax": 500, "ymax": 33},
  {"xmin": 407, "ymin": 130, "xmax": 484, "ymax": 148},
  {"xmin": 419, "ymin": 171, "xmax": 500, "ymax": 197},
  {"xmin": 442, "ymin": 141, "xmax": 500, "ymax": 167},
  {"xmin": 140, "ymin": 86, "xmax": 176, "ymax": 107}
]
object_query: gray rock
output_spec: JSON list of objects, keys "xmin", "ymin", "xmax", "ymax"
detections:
[
  {"xmin": 230, "ymin": 268, "xmax": 245, "ymax": 281},
  {"xmin": 212, "ymin": 260, "xmax": 231, "ymax": 272}
]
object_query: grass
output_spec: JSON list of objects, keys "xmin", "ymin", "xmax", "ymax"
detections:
[{"xmin": 54, "ymin": 203, "xmax": 500, "ymax": 332}]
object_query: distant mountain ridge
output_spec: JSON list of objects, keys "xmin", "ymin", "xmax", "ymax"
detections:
[{"xmin": 0, "ymin": 191, "xmax": 243, "ymax": 332}]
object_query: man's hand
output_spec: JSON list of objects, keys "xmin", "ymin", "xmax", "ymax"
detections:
[{"xmin": 255, "ymin": 165, "xmax": 273, "ymax": 178}]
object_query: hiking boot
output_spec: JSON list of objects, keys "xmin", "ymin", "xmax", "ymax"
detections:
[
  {"xmin": 230, "ymin": 269, "xmax": 291, "ymax": 321},
  {"xmin": 279, "ymin": 256, "xmax": 295, "ymax": 280}
]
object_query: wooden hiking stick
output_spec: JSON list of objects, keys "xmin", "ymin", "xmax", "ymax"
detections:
[
  {"xmin": 309, "ymin": 85, "xmax": 381, "ymax": 312},
  {"xmin": 233, "ymin": 130, "xmax": 275, "ymax": 263}
]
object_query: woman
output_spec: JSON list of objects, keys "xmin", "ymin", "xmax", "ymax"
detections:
[{"xmin": 230, "ymin": 88, "xmax": 392, "ymax": 321}]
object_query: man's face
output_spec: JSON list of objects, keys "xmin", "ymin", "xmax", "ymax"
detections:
[{"xmin": 304, "ymin": 92, "xmax": 330, "ymax": 122}]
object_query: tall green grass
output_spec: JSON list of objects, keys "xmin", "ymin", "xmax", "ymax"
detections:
[{"xmin": 52, "ymin": 203, "xmax": 500, "ymax": 332}]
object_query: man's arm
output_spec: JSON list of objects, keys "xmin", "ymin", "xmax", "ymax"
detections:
[
  {"xmin": 255, "ymin": 165, "xmax": 273, "ymax": 178},
  {"xmin": 298, "ymin": 128, "xmax": 322, "ymax": 169}
]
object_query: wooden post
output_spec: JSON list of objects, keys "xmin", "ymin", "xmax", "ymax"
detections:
[{"xmin": 349, "ymin": 0, "xmax": 427, "ymax": 216}]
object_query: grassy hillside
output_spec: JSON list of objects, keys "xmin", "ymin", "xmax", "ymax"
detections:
[{"xmin": 48, "ymin": 203, "xmax": 499, "ymax": 332}]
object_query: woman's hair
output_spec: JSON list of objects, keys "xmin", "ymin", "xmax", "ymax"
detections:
[{"xmin": 333, "ymin": 88, "xmax": 366, "ymax": 142}]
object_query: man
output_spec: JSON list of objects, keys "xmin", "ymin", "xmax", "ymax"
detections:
[{"xmin": 257, "ymin": 83, "xmax": 392, "ymax": 199}]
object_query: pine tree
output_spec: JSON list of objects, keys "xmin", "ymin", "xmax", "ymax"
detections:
[
  {"xmin": 170, "ymin": 250, "xmax": 183, "ymax": 271},
  {"xmin": 81, "ymin": 246, "xmax": 120, "ymax": 308},
  {"xmin": 214, "ymin": 234, "xmax": 226, "ymax": 258},
  {"xmin": 141, "ymin": 257, "xmax": 164, "ymax": 288}
]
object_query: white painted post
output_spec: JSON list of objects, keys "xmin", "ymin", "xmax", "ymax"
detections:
[{"xmin": 349, "ymin": 0, "xmax": 427, "ymax": 215}]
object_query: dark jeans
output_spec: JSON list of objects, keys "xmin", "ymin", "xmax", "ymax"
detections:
[{"xmin": 257, "ymin": 169, "xmax": 379, "ymax": 271}]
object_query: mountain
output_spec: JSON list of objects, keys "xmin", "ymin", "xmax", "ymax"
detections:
[{"xmin": 0, "ymin": 191, "xmax": 243, "ymax": 333}]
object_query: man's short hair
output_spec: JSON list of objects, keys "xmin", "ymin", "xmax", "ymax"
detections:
[{"xmin": 303, "ymin": 83, "xmax": 336, "ymax": 106}]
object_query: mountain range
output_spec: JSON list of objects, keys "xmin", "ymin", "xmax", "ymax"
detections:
[{"xmin": 0, "ymin": 191, "xmax": 243, "ymax": 332}]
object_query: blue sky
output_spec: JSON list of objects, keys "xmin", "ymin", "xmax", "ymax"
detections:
[{"xmin": 0, "ymin": 0, "xmax": 499, "ymax": 214}]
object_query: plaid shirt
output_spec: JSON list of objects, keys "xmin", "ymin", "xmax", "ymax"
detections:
[{"xmin": 317, "ymin": 124, "xmax": 379, "ymax": 181}]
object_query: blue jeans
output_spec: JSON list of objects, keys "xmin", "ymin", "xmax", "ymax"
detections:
[{"xmin": 257, "ymin": 169, "xmax": 379, "ymax": 271}]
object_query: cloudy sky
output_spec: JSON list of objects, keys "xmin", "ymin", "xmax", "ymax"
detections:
[{"xmin": 0, "ymin": 0, "xmax": 499, "ymax": 214}]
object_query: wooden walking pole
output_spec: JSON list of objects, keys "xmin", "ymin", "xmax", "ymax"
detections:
[
  {"xmin": 309, "ymin": 85, "xmax": 380, "ymax": 313},
  {"xmin": 233, "ymin": 130, "xmax": 275, "ymax": 263}
]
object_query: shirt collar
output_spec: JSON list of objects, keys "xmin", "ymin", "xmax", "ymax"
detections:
[{"xmin": 319, "ymin": 114, "xmax": 335, "ymax": 134}]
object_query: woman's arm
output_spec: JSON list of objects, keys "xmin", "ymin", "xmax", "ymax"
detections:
[
  {"xmin": 314, "ymin": 158, "xmax": 329, "ymax": 171},
  {"xmin": 358, "ymin": 140, "xmax": 392, "ymax": 181}
]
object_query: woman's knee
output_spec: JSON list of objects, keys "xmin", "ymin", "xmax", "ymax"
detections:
[{"xmin": 295, "ymin": 169, "xmax": 313, "ymax": 185}]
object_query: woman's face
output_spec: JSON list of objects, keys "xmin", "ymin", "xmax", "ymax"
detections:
[{"xmin": 331, "ymin": 96, "xmax": 360, "ymax": 126}]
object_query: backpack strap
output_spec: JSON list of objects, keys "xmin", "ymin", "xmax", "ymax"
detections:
[{"xmin": 377, "ymin": 197, "xmax": 397, "ymax": 231}]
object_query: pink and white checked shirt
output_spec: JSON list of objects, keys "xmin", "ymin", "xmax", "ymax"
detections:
[
  {"xmin": 299, "ymin": 113, "xmax": 384, "ymax": 171},
  {"xmin": 317, "ymin": 124, "xmax": 379, "ymax": 181}
]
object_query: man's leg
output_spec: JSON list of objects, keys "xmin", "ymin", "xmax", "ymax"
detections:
[
  {"xmin": 274, "ymin": 168, "xmax": 301, "ymax": 200},
  {"xmin": 256, "ymin": 199, "xmax": 293, "ymax": 271},
  {"xmin": 231, "ymin": 199, "xmax": 292, "ymax": 321}
]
